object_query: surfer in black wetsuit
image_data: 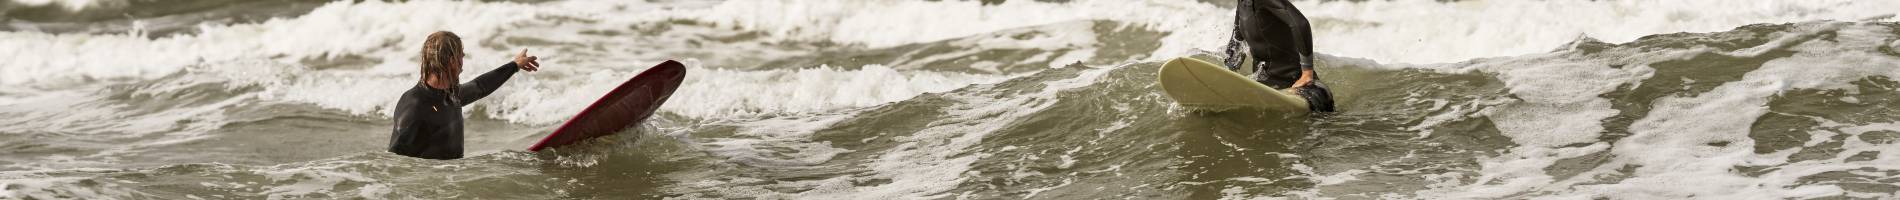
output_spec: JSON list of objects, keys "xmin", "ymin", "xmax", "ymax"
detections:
[
  {"xmin": 389, "ymin": 31, "xmax": 541, "ymax": 159},
  {"xmin": 1225, "ymin": 0, "xmax": 1335, "ymax": 112}
]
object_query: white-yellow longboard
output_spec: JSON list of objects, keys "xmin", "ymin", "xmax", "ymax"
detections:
[{"xmin": 1157, "ymin": 57, "xmax": 1308, "ymax": 112}]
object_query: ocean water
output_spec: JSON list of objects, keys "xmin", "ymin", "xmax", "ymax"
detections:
[{"xmin": 2, "ymin": 0, "xmax": 1898, "ymax": 199}]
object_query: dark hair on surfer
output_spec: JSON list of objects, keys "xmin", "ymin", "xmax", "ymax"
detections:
[{"xmin": 420, "ymin": 31, "xmax": 464, "ymax": 104}]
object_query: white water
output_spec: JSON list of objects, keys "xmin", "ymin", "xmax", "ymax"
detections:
[
  {"xmin": 1547, "ymin": 23, "xmax": 1900, "ymax": 199},
  {"xmin": 1299, "ymin": 0, "xmax": 1900, "ymax": 64},
  {"xmin": 5, "ymin": 0, "xmax": 1900, "ymax": 199},
  {"xmin": 8, "ymin": 0, "xmax": 106, "ymax": 11},
  {"xmin": 7, "ymin": 0, "xmax": 1893, "ymax": 122}
]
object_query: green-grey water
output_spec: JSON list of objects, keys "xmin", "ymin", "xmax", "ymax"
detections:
[{"xmin": 3, "ymin": 0, "xmax": 1899, "ymax": 199}]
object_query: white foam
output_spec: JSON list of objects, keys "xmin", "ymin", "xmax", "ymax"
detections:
[
  {"xmin": 1405, "ymin": 21, "xmax": 1900, "ymax": 199},
  {"xmin": 259, "ymin": 161, "xmax": 388, "ymax": 199},
  {"xmin": 1297, "ymin": 0, "xmax": 1900, "ymax": 64},
  {"xmin": 679, "ymin": 65, "xmax": 1122, "ymax": 199},
  {"xmin": 0, "ymin": 169, "xmax": 144, "ymax": 199},
  {"xmin": 676, "ymin": 0, "xmax": 1233, "ymax": 62},
  {"xmin": 7, "ymin": 0, "xmax": 104, "ymax": 11},
  {"xmin": 0, "ymin": 0, "xmax": 543, "ymax": 86},
  {"xmin": 1393, "ymin": 41, "xmax": 1655, "ymax": 198},
  {"xmin": 5, "ymin": 0, "xmax": 1155, "ymax": 124},
  {"xmin": 7, "ymin": 0, "xmax": 1899, "ymax": 197},
  {"xmin": 825, "ymin": 68, "xmax": 1105, "ymax": 198},
  {"xmin": 0, "ymin": 0, "xmax": 565, "ymax": 170},
  {"xmin": 670, "ymin": 0, "xmax": 1900, "ymax": 65},
  {"xmin": 667, "ymin": 64, "xmax": 1007, "ymax": 121},
  {"xmin": 688, "ymin": 0, "xmax": 1205, "ymax": 49},
  {"xmin": 452, "ymin": 62, "xmax": 1013, "ymax": 125},
  {"xmin": 0, "ymin": 0, "xmax": 563, "ymax": 126},
  {"xmin": 8, "ymin": 0, "xmax": 1896, "ymax": 124},
  {"xmin": 661, "ymin": 0, "xmax": 1900, "ymax": 65},
  {"xmin": 1554, "ymin": 22, "xmax": 1900, "ymax": 199},
  {"xmin": 0, "ymin": 76, "xmax": 242, "ymax": 169}
]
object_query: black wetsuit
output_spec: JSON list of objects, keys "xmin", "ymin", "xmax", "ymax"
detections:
[
  {"xmin": 1224, "ymin": 0, "xmax": 1335, "ymax": 112},
  {"xmin": 389, "ymin": 62, "xmax": 522, "ymax": 159}
]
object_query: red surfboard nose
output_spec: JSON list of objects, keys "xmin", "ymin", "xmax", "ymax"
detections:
[{"xmin": 528, "ymin": 60, "xmax": 687, "ymax": 152}]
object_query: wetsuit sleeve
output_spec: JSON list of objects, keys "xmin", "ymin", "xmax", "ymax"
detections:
[
  {"xmin": 455, "ymin": 62, "xmax": 522, "ymax": 106},
  {"xmin": 388, "ymin": 97, "xmax": 423, "ymax": 154},
  {"xmin": 1222, "ymin": 8, "xmax": 1247, "ymax": 72},
  {"xmin": 1292, "ymin": 6, "xmax": 1315, "ymax": 70}
]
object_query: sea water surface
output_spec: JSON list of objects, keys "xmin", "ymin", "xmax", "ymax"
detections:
[{"xmin": 3, "ymin": 0, "xmax": 1900, "ymax": 199}]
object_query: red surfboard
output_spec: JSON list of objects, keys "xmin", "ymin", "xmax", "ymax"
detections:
[{"xmin": 528, "ymin": 60, "xmax": 687, "ymax": 151}]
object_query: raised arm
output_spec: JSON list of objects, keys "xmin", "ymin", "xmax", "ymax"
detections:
[
  {"xmin": 454, "ymin": 62, "xmax": 520, "ymax": 105},
  {"xmin": 1287, "ymin": 2, "xmax": 1318, "ymax": 90},
  {"xmin": 455, "ymin": 49, "xmax": 540, "ymax": 106}
]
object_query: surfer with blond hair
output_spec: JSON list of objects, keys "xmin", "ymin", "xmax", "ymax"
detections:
[{"xmin": 388, "ymin": 31, "xmax": 542, "ymax": 159}]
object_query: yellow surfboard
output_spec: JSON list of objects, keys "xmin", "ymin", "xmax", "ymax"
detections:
[{"xmin": 1157, "ymin": 57, "xmax": 1308, "ymax": 112}]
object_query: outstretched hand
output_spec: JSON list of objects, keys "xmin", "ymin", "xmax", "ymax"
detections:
[{"xmin": 514, "ymin": 49, "xmax": 540, "ymax": 72}]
